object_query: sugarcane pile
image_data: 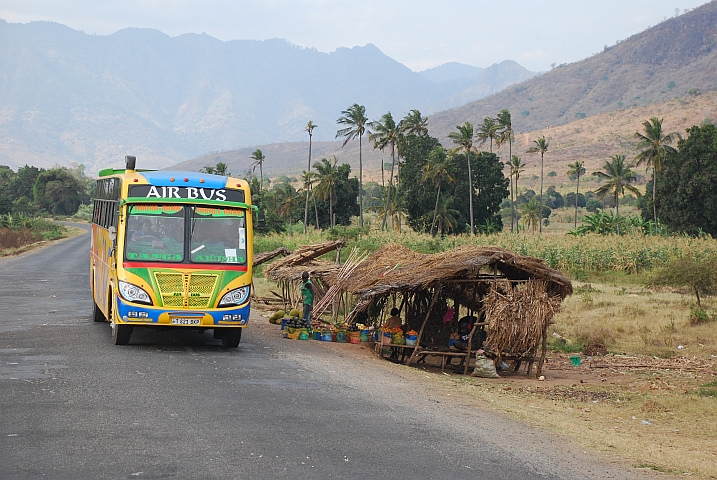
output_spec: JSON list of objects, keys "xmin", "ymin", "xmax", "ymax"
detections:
[
  {"xmin": 484, "ymin": 280, "xmax": 562, "ymax": 358},
  {"xmin": 311, "ymin": 248, "xmax": 368, "ymax": 319}
]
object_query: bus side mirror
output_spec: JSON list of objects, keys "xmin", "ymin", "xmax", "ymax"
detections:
[{"xmin": 257, "ymin": 212, "xmax": 265, "ymax": 227}]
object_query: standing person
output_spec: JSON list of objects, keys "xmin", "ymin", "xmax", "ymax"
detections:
[{"xmin": 301, "ymin": 271, "xmax": 313, "ymax": 327}]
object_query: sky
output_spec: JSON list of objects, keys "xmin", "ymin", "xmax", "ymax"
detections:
[{"xmin": 0, "ymin": 0, "xmax": 712, "ymax": 72}]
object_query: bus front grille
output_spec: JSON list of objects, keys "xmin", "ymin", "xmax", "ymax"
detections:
[{"xmin": 154, "ymin": 272, "xmax": 219, "ymax": 308}]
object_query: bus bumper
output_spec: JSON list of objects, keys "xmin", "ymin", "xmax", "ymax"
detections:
[{"xmin": 115, "ymin": 297, "xmax": 250, "ymax": 327}]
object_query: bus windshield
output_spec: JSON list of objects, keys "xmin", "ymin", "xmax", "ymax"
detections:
[
  {"xmin": 125, "ymin": 204, "xmax": 185, "ymax": 262},
  {"xmin": 125, "ymin": 205, "xmax": 247, "ymax": 265},
  {"xmin": 190, "ymin": 206, "xmax": 247, "ymax": 264}
]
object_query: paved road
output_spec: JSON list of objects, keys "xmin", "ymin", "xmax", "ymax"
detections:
[{"xmin": 0, "ymin": 224, "xmax": 669, "ymax": 479}]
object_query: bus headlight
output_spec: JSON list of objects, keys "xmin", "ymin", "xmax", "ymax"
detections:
[
  {"xmin": 218, "ymin": 286, "xmax": 250, "ymax": 307},
  {"xmin": 118, "ymin": 281, "xmax": 153, "ymax": 305}
]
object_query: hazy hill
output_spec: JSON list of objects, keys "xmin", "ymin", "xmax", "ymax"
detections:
[
  {"xmin": 426, "ymin": 60, "xmax": 539, "ymax": 113},
  {"xmin": 0, "ymin": 20, "xmax": 532, "ymax": 174},
  {"xmin": 418, "ymin": 62, "xmax": 485, "ymax": 95},
  {"xmin": 429, "ymin": 0, "xmax": 717, "ymax": 140}
]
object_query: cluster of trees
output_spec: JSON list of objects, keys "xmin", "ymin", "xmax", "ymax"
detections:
[
  {"xmin": 210, "ymin": 107, "xmax": 512, "ymax": 236},
  {"xmin": 3, "ymin": 111, "xmax": 712, "ymax": 240},
  {"xmin": 0, "ymin": 164, "xmax": 90, "ymax": 216},
  {"xmin": 641, "ymin": 122, "xmax": 717, "ymax": 236}
]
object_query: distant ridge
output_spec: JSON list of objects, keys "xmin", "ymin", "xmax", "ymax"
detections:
[
  {"xmin": 428, "ymin": 0, "xmax": 717, "ymax": 140},
  {"xmin": 426, "ymin": 60, "xmax": 539, "ymax": 113}
]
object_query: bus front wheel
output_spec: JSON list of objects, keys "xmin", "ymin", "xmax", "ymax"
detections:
[
  {"xmin": 112, "ymin": 321, "xmax": 133, "ymax": 345},
  {"xmin": 220, "ymin": 329, "xmax": 241, "ymax": 348}
]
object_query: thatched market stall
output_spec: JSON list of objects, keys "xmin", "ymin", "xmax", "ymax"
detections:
[
  {"xmin": 335, "ymin": 244, "xmax": 573, "ymax": 377},
  {"xmin": 263, "ymin": 239, "xmax": 345, "ymax": 312}
]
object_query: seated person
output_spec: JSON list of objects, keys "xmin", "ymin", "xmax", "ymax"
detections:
[
  {"xmin": 384, "ymin": 307, "xmax": 402, "ymax": 330},
  {"xmin": 383, "ymin": 308, "xmax": 402, "ymax": 361},
  {"xmin": 452, "ymin": 315, "xmax": 476, "ymax": 351},
  {"xmin": 131, "ymin": 220, "xmax": 157, "ymax": 241}
]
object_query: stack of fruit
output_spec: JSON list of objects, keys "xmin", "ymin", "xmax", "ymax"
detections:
[{"xmin": 268, "ymin": 310, "xmax": 285, "ymax": 324}]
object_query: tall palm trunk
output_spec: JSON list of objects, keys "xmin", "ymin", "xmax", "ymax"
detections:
[
  {"xmin": 330, "ymin": 188, "xmax": 334, "ymax": 228},
  {"xmin": 539, "ymin": 152, "xmax": 544, "ymax": 234},
  {"xmin": 313, "ymin": 197, "xmax": 320, "ymax": 229},
  {"xmin": 304, "ymin": 134, "xmax": 312, "ymax": 234},
  {"xmin": 359, "ymin": 134, "xmax": 364, "ymax": 227},
  {"xmin": 510, "ymin": 172, "xmax": 515, "ymax": 233},
  {"xmin": 382, "ymin": 148, "xmax": 396, "ymax": 231},
  {"xmin": 467, "ymin": 153, "xmax": 474, "ymax": 235},
  {"xmin": 615, "ymin": 193, "xmax": 620, "ymax": 235},
  {"xmin": 430, "ymin": 182, "xmax": 441, "ymax": 237},
  {"xmin": 574, "ymin": 172, "xmax": 580, "ymax": 228},
  {"xmin": 652, "ymin": 169, "xmax": 658, "ymax": 227}
]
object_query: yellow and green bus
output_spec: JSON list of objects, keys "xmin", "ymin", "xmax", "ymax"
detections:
[{"xmin": 91, "ymin": 156, "xmax": 255, "ymax": 347}]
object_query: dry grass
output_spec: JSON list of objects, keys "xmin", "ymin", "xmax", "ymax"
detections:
[{"xmin": 554, "ymin": 282, "xmax": 717, "ymax": 360}]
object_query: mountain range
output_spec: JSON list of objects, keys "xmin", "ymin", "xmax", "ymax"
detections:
[
  {"xmin": 428, "ymin": 0, "xmax": 717, "ymax": 140},
  {"xmin": 0, "ymin": 20, "xmax": 534, "ymax": 174},
  {"xmin": 177, "ymin": 0, "xmax": 717, "ymax": 181}
]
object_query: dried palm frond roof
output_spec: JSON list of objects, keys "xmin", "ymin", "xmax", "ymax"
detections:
[
  {"xmin": 339, "ymin": 244, "xmax": 572, "ymax": 301},
  {"xmin": 264, "ymin": 239, "xmax": 345, "ymax": 282},
  {"xmin": 253, "ymin": 247, "xmax": 292, "ymax": 267},
  {"xmin": 265, "ymin": 261, "xmax": 340, "ymax": 283}
]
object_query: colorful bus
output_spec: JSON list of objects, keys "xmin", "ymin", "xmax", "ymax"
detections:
[{"xmin": 91, "ymin": 155, "xmax": 255, "ymax": 347}]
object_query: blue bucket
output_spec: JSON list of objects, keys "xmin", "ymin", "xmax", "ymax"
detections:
[{"xmin": 321, "ymin": 331, "xmax": 333, "ymax": 342}]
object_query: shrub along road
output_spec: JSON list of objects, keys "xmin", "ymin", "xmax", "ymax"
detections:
[{"xmin": 0, "ymin": 224, "xmax": 675, "ymax": 479}]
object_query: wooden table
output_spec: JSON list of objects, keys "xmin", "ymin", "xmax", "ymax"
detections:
[{"xmin": 374, "ymin": 343, "xmax": 416, "ymax": 364}]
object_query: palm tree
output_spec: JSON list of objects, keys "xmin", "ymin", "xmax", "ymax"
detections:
[
  {"xmin": 369, "ymin": 112, "xmax": 400, "ymax": 231},
  {"xmin": 336, "ymin": 104, "xmax": 370, "ymax": 227},
  {"xmin": 567, "ymin": 160, "xmax": 586, "ymax": 228},
  {"xmin": 520, "ymin": 198, "xmax": 541, "ymax": 234},
  {"xmin": 303, "ymin": 120, "xmax": 317, "ymax": 234},
  {"xmin": 593, "ymin": 154, "xmax": 641, "ymax": 234},
  {"xmin": 422, "ymin": 147, "xmax": 455, "ymax": 236},
  {"xmin": 312, "ymin": 156, "xmax": 340, "ymax": 228},
  {"xmin": 496, "ymin": 109, "xmax": 513, "ymax": 165},
  {"xmin": 276, "ymin": 183, "xmax": 299, "ymax": 236},
  {"xmin": 433, "ymin": 196, "xmax": 460, "ymax": 235},
  {"xmin": 476, "ymin": 117, "xmax": 500, "ymax": 153},
  {"xmin": 400, "ymin": 109, "xmax": 428, "ymax": 137},
  {"xmin": 634, "ymin": 117, "xmax": 681, "ymax": 226},
  {"xmin": 249, "ymin": 149, "xmax": 266, "ymax": 193},
  {"xmin": 507, "ymin": 155, "xmax": 526, "ymax": 233},
  {"xmin": 447, "ymin": 121, "xmax": 476, "ymax": 234},
  {"xmin": 526, "ymin": 136, "xmax": 550, "ymax": 233},
  {"xmin": 301, "ymin": 170, "xmax": 320, "ymax": 230},
  {"xmin": 214, "ymin": 162, "xmax": 230, "ymax": 176}
]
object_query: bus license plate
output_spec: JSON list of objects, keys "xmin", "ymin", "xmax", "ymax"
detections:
[{"xmin": 171, "ymin": 318, "xmax": 201, "ymax": 325}]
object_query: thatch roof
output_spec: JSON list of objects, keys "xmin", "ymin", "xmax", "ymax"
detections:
[
  {"xmin": 337, "ymin": 244, "xmax": 572, "ymax": 316},
  {"xmin": 264, "ymin": 239, "xmax": 345, "ymax": 283},
  {"xmin": 253, "ymin": 247, "xmax": 292, "ymax": 267}
]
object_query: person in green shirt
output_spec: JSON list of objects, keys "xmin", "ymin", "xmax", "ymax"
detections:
[{"xmin": 301, "ymin": 271, "xmax": 313, "ymax": 325}]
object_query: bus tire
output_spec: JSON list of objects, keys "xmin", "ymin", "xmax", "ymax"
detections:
[
  {"xmin": 92, "ymin": 301, "xmax": 106, "ymax": 323},
  {"xmin": 112, "ymin": 322, "xmax": 132, "ymax": 345},
  {"xmin": 221, "ymin": 329, "xmax": 241, "ymax": 348}
]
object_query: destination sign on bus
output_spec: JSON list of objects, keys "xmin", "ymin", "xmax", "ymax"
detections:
[{"xmin": 129, "ymin": 185, "xmax": 245, "ymax": 203}]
